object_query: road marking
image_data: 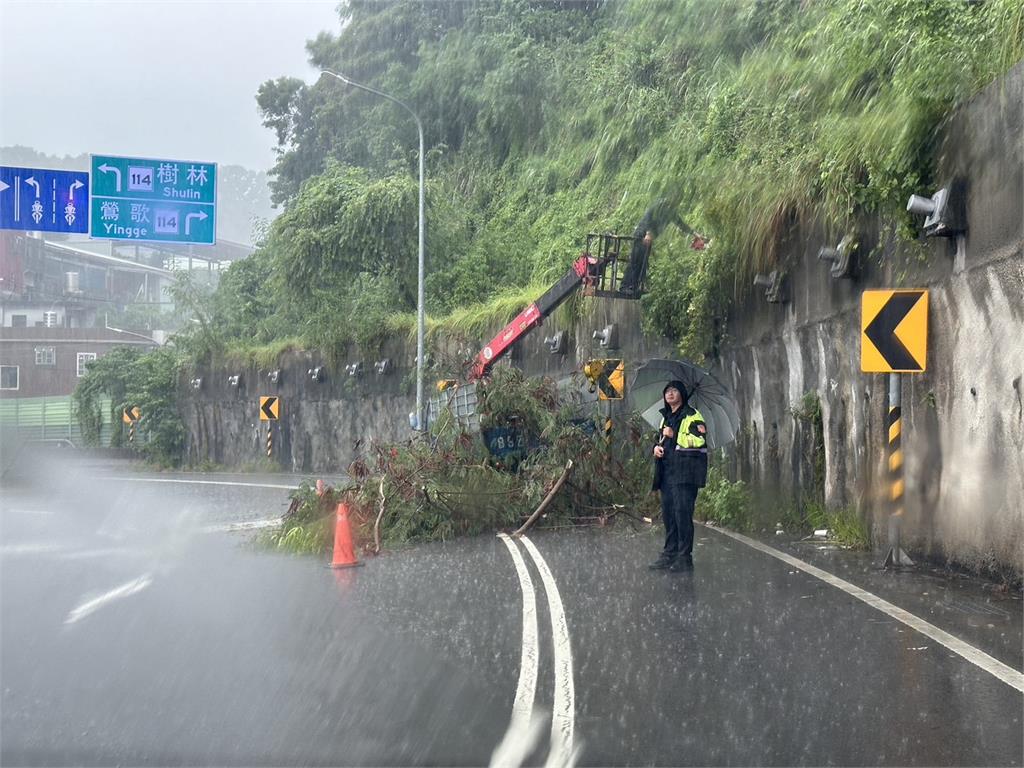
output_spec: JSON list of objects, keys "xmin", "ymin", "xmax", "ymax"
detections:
[
  {"xmin": 3, "ymin": 508, "xmax": 54, "ymax": 516},
  {"xmin": 108, "ymin": 478, "xmax": 299, "ymax": 489},
  {"xmin": 492, "ymin": 533, "xmax": 541, "ymax": 768},
  {"xmin": 519, "ymin": 535, "xmax": 576, "ymax": 768},
  {"xmin": 1, "ymin": 543, "xmax": 66, "ymax": 556},
  {"xmin": 57, "ymin": 547, "xmax": 143, "ymax": 561},
  {"xmin": 709, "ymin": 526, "xmax": 1024, "ymax": 694},
  {"xmin": 64, "ymin": 573, "xmax": 153, "ymax": 625},
  {"xmin": 0, "ymin": 544, "xmax": 146, "ymax": 560},
  {"xmin": 201, "ymin": 517, "xmax": 283, "ymax": 533}
]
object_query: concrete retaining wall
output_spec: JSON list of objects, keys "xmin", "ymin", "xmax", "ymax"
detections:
[
  {"xmin": 719, "ymin": 63, "xmax": 1024, "ymax": 577},
  {"xmin": 180, "ymin": 299, "xmax": 673, "ymax": 473}
]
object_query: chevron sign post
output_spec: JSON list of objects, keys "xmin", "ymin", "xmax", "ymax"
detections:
[{"xmin": 861, "ymin": 289, "xmax": 928, "ymax": 569}]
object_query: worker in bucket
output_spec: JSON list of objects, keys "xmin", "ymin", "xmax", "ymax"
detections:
[
  {"xmin": 620, "ymin": 198, "xmax": 688, "ymax": 294},
  {"xmin": 649, "ymin": 380, "xmax": 708, "ymax": 572}
]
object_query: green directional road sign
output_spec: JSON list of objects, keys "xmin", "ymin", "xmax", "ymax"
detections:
[{"xmin": 90, "ymin": 154, "xmax": 216, "ymax": 245}]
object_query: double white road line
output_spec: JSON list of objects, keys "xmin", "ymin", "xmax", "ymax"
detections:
[{"xmin": 493, "ymin": 533, "xmax": 577, "ymax": 768}]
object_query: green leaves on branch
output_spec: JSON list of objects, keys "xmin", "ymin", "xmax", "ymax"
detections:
[
  {"xmin": 258, "ymin": 162, "xmax": 471, "ymax": 350},
  {"xmin": 73, "ymin": 346, "xmax": 138, "ymax": 447},
  {"xmin": 72, "ymin": 346, "xmax": 185, "ymax": 466}
]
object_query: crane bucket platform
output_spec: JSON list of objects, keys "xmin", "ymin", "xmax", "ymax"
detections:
[{"xmin": 582, "ymin": 232, "xmax": 651, "ymax": 298}]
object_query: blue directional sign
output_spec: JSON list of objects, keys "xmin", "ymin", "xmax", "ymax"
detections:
[
  {"xmin": 90, "ymin": 154, "xmax": 216, "ymax": 245},
  {"xmin": 0, "ymin": 166, "xmax": 90, "ymax": 234}
]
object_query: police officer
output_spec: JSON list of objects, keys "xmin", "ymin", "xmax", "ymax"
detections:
[{"xmin": 649, "ymin": 380, "xmax": 708, "ymax": 571}]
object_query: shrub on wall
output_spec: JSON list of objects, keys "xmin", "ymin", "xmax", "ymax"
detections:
[{"xmin": 73, "ymin": 347, "xmax": 186, "ymax": 466}]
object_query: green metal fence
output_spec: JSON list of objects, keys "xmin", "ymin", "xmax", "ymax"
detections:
[{"xmin": 0, "ymin": 396, "xmax": 114, "ymax": 447}]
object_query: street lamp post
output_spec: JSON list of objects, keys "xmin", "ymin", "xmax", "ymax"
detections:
[{"xmin": 319, "ymin": 69, "xmax": 426, "ymax": 431}]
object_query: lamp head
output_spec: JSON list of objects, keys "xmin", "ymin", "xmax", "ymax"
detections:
[
  {"xmin": 906, "ymin": 185, "xmax": 964, "ymax": 237},
  {"xmin": 817, "ymin": 246, "xmax": 840, "ymax": 263},
  {"xmin": 906, "ymin": 194, "xmax": 936, "ymax": 216}
]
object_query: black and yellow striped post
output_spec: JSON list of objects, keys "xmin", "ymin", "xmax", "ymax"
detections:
[
  {"xmin": 883, "ymin": 374, "xmax": 913, "ymax": 568},
  {"xmin": 888, "ymin": 398, "xmax": 902, "ymax": 506},
  {"xmin": 266, "ymin": 426, "xmax": 273, "ymax": 458},
  {"xmin": 123, "ymin": 407, "xmax": 140, "ymax": 447}
]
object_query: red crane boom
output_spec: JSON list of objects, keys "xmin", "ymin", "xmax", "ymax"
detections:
[{"xmin": 469, "ymin": 255, "xmax": 594, "ymax": 380}]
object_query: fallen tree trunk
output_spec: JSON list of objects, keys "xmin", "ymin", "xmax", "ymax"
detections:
[
  {"xmin": 373, "ymin": 476, "xmax": 386, "ymax": 554},
  {"xmin": 512, "ymin": 459, "xmax": 574, "ymax": 538}
]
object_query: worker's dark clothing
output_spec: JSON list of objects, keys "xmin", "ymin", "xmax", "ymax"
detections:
[
  {"xmin": 651, "ymin": 380, "xmax": 708, "ymax": 563},
  {"xmin": 660, "ymin": 482, "xmax": 698, "ymax": 560},
  {"xmin": 651, "ymin": 404, "xmax": 684, "ymax": 494},
  {"xmin": 621, "ymin": 198, "xmax": 689, "ymax": 293},
  {"xmin": 620, "ymin": 228, "xmax": 651, "ymax": 294}
]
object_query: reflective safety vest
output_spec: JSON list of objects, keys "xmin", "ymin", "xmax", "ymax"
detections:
[{"xmin": 660, "ymin": 408, "xmax": 707, "ymax": 450}]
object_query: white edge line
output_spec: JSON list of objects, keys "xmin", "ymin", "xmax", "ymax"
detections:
[
  {"xmin": 64, "ymin": 573, "xmax": 153, "ymax": 625},
  {"xmin": 110, "ymin": 478, "xmax": 298, "ymax": 490},
  {"xmin": 709, "ymin": 525, "xmax": 1024, "ymax": 694},
  {"xmin": 492, "ymin": 533, "xmax": 542, "ymax": 768},
  {"xmin": 519, "ymin": 535, "xmax": 576, "ymax": 768}
]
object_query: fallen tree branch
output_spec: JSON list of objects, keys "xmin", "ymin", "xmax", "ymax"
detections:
[
  {"xmin": 373, "ymin": 476, "xmax": 386, "ymax": 554},
  {"xmin": 283, "ymin": 495, "xmax": 302, "ymax": 522},
  {"xmin": 513, "ymin": 459, "xmax": 573, "ymax": 538}
]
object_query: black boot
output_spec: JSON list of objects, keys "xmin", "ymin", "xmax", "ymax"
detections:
[
  {"xmin": 668, "ymin": 554, "xmax": 693, "ymax": 572},
  {"xmin": 648, "ymin": 553, "xmax": 675, "ymax": 570}
]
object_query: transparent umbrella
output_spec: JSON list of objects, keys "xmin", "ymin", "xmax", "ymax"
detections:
[{"xmin": 629, "ymin": 358, "xmax": 740, "ymax": 450}]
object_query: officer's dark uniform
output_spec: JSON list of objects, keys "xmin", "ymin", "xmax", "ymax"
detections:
[{"xmin": 650, "ymin": 381, "xmax": 708, "ymax": 571}]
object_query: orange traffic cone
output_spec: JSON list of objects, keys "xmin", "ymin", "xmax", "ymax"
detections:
[{"xmin": 329, "ymin": 502, "xmax": 363, "ymax": 569}]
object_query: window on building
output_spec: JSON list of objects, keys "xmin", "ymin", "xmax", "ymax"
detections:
[
  {"xmin": 76, "ymin": 352, "xmax": 97, "ymax": 377},
  {"xmin": 43, "ymin": 311, "xmax": 58, "ymax": 328},
  {"xmin": 34, "ymin": 347, "xmax": 56, "ymax": 365},
  {"xmin": 0, "ymin": 365, "xmax": 19, "ymax": 390},
  {"xmin": 11, "ymin": 315, "xmax": 27, "ymax": 328}
]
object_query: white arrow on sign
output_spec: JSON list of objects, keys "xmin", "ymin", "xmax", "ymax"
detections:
[
  {"xmin": 68, "ymin": 180, "xmax": 84, "ymax": 201},
  {"xmin": 98, "ymin": 164, "xmax": 122, "ymax": 192},
  {"xmin": 184, "ymin": 210, "xmax": 208, "ymax": 235},
  {"xmin": 0, "ymin": 180, "xmax": 8, "ymax": 193},
  {"xmin": 24, "ymin": 177, "xmax": 41, "ymax": 198}
]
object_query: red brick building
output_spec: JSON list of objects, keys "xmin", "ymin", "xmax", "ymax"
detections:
[{"xmin": 0, "ymin": 326, "xmax": 157, "ymax": 398}]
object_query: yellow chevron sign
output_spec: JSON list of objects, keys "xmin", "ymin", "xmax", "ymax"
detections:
[
  {"xmin": 861, "ymin": 290, "xmax": 928, "ymax": 373},
  {"xmin": 585, "ymin": 359, "xmax": 624, "ymax": 400},
  {"xmin": 259, "ymin": 396, "xmax": 280, "ymax": 421}
]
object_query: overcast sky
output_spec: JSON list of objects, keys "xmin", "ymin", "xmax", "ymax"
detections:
[{"xmin": 0, "ymin": 0, "xmax": 341, "ymax": 171}]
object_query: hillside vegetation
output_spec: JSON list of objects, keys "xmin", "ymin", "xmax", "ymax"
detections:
[
  {"xmin": 173, "ymin": 0, "xmax": 1020, "ymax": 367},
  {"xmin": 209, "ymin": 0, "xmax": 1024, "ymax": 360},
  {"xmin": 76, "ymin": 0, "xmax": 1023, "ymax": 465}
]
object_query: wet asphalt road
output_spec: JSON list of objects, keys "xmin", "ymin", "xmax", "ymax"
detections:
[{"xmin": 2, "ymin": 457, "xmax": 1022, "ymax": 766}]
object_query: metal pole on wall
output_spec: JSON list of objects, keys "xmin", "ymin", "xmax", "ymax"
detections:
[
  {"xmin": 415, "ymin": 118, "xmax": 426, "ymax": 432},
  {"xmin": 884, "ymin": 372, "xmax": 913, "ymax": 567},
  {"xmin": 319, "ymin": 69, "xmax": 426, "ymax": 432}
]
